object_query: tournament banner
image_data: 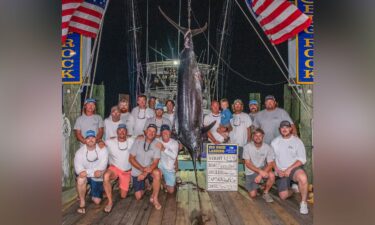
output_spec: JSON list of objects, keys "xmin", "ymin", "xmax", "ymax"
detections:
[
  {"xmin": 296, "ymin": 0, "xmax": 314, "ymax": 84},
  {"xmin": 62, "ymin": 32, "xmax": 82, "ymax": 84}
]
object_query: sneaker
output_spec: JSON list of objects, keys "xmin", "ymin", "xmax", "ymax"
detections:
[
  {"xmin": 291, "ymin": 183, "xmax": 300, "ymax": 193},
  {"xmin": 262, "ymin": 193, "xmax": 274, "ymax": 203},
  {"xmin": 300, "ymin": 201, "xmax": 309, "ymax": 214}
]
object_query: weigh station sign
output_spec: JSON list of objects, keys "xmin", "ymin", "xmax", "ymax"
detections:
[{"xmin": 206, "ymin": 144, "xmax": 238, "ymax": 191}]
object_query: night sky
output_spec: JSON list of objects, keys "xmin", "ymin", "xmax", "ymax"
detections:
[{"xmin": 95, "ymin": 0, "xmax": 288, "ymax": 116}]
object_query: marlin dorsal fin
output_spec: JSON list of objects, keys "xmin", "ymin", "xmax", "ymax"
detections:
[{"xmin": 201, "ymin": 121, "xmax": 216, "ymax": 134}]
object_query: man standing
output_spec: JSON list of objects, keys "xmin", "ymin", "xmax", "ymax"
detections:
[
  {"xmin": 253, "ymin": 95, "xmax": 297, "ymax": 145},
  {"xmin": 271, "ymin": 121, "xmax": 309, "ymax": 214},
  {"xmin": 144, "ymin": 103, "xmax": 171, "ymax": 137},
  {"xmin": 204, "ymin": 100, "xmax": 225, "ymax": 144},
  {"xmin": 118, "ymin": 98, "xmax": 135, "ymax": 136},
  {"xmin": 148, "ymin": 96, "xmax": 157, "ymax": 110},
  {"xmin": 131, "ymin": 95, "xmax": 155, "ymax": 136},
  {"xmin": 243, "ymin": 128, "xmax": 275, "ymax": 202},
  {"xmin": 129, "ymin": 124, "xmax": 163, "ymax": 210},
  {"xmin": 74, "ymin": 130, "xmax": 109, "ymax": 214},
  {"xmin": 158, "ymin": 124, "xmax": 179, "ymax": 193},
  {"xmin": 248, "ymin": 99, "xmax": 259, "ymax": 123},
  {"xmin": 163, "ymin": 99, "xmax": 178, "ymax": 134},
  {"xmin": 74, "ymin": 98, "xmax": 104, "ymax": 145},
  {"xmin": 104, "ymin": 106, "xmax": 122, "ymax": 140},
  {"xmin": 103, "ymin": 124, "xmax": 134, "ymax": 213},
  {"xmin": 229, "ymin": 99, "xmax": 252, "ymax": 158}
]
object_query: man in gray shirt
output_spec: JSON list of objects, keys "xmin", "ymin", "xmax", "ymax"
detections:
[
  {"xmin": 253, "ymin": 95, "xmax": 297, "ymax": 144},
  {"xmin": 129, "ymin": 123, "xmax": 163, "ymax": 210},
  {"xmin": 243, "ymin": 128, "xmax": 275, "ymax": 203}
]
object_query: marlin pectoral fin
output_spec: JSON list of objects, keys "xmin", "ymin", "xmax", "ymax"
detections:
[
  {"xmin": 201, "ymin": 121, "xmax": 216, "ymax": 134},
  {"xmin": 158, "ymin": 6, "xmax": 188, "ymax": 34}
]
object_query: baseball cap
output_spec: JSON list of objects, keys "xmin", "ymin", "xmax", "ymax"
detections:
[
  {"xmin": 85, "ymin": 130, "xmax": 96, "ymax": 138},
  {"xmin": 147, "ymin": 123, "xmax": 158, "ymax": 130},
  {"xmin": 84, "ymin": 98, "xmax": 96, "ymax": 104},
  {"xmin": 117, "ymin": 123, "xmax": 127, "ymax": 130},
  {"xmin": 279, "ymin": 120, "xmax": 292, "ymax": 128},
  {"xmin": 248, "ymin": 100, "xmax": 258, "ymax": 105},
  {"xmin": 265, "ymin": 95, "xmax": 276, "ymax": 101},
  {"xmin": 155, "ymin": 103, "xmax": 164, "ymax": 110},
  {"xmin": 160, "ymin": 124, "xmax": 171, "ymax": 132}
]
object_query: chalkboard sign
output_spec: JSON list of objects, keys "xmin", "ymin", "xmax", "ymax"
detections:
[{"xmin": 206, "ymin": 144, "xmax": 238, "ymax": 191}]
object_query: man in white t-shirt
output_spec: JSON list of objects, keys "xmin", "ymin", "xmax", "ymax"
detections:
[
  {"xmin": 74, "ymin": 98, "xmax": 104, "ymax": 146},
  {"xmin": 271, "ymin": 120, "xmax": 309, "ymax": 215},
  {"xmin": 131, "ymin": 95, "xmax": 155, "ymax": 136},
  {"xmin": 144, "ymin": 103, "xmax": 172, "ymax": 137},
  {"xmin": 163, "ymin": 99, "xmax": 178, "ymax": 135},
  {"xmin": 243, "ymin": 128, "xmax": 275, "ymax": 203},
  {"xmin": 253, "ymin": 95, "xmax": 297, "ymax": 144},
  {"xmin": 157, "ymin": 124, "xmax": 179, "ymax": 194},
  {"xmin": 103, "ymin": 124, "xmax": 135, "ymax": 213},
  {"xmin": 229, "ymin": 99, "xmax": 252, "ymax": 158},
  {"xmin": 204, "ymin": 100, "xmax": 225, "ymax": 144},
  {"xmin": 104, "ymin": 106, "xmax": 123, "ymax": 140},
  {"xmin": 118, "ymin": 98, "xmax": 135, "ymax": 136},
  {"xmin": 74, "ymin": 130, "xmax": 109, "ymax": 214}
]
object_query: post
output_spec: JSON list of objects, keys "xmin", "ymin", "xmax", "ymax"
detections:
[{"xmin": 92, "ymin": 83, "xmax": 105, "ymax": 119}]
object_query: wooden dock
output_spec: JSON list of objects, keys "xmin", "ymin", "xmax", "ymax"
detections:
[{"xmin": 62, "ymin": 171, "xmax": 313, "ymax": 225}]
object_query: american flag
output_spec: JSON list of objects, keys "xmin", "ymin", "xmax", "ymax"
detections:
[
  {"xmin": 245, "ymin": 0, "xmax": 312, "ymax": 45},
  {"xmin": 62, "ymin": 0, "xmax": 107, "ymax": 43}
]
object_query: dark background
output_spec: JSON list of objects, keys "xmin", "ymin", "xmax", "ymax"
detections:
[{"xmin": 95, "ymin": 0, "xmax": 288, "ymax": 116}]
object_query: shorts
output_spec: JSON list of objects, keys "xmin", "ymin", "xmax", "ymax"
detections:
[
  {"xmin": 108, "ymin": 165, "xmax": 131, "ymax": 191},
  {"xmin": 87, "ymin": 177, "xmax": 104, "ymax": 198},
  {"xmin": 160, "ymin": 166, "xmax": 176, "ymax": 187},
  {"xmin": 245, "ymin": 173, "xmax": 266, "ymax": 192},
  {"xmin": 276, "ymin": 166, "xmax": 305, "ymax": 192},
  {"xmin": 132, "ymin": 174, "xmax": 153, "ymax": 192}
]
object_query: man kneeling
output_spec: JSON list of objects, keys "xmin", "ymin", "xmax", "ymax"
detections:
[
  {"xmin": 129, "ymin": 124, "xmax": 163, "ymax": 210},
  {"xmin": 74, "ymin": 130, "xmax": 109, "ymax": 214},
  {"xmin": 243, "ymin": 128, "xmax": 275, "ymax": 203},
  {"xmin": 158, "ymin": 124, "xmax": 179, "ymax": 193},
  {"xmin": 103, "ymin": 124, "xmax": 135, "ymax": 213}
]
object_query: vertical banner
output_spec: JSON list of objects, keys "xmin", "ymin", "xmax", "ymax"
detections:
[
  {"xmin": 296, "ymin": 0, "xmax": 314, "ymax": 84},
  {"xmin": 62, "ymin": 32, "xmax": 82, "ymax": 84}
]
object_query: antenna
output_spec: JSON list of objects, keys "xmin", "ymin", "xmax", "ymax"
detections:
[{"xmin": 188, "ymin": 0, "xmax": 191, "ymax": 30}]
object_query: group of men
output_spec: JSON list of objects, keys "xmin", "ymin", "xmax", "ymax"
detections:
[
  {"xmin": 73, "ymin": 95, "xmax": 179, "ymax": 213},
  {"xmin": 72, "ymin": 94, "xmax": 310, "ymax": 215},
  {"xmin": 204, "ymin": 95, "xmax": 309, "ymax": 215}
]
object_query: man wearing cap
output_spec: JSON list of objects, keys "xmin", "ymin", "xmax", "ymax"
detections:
[
  {"xmin": 204, "ymin": 100, "xmax": 225, "ymax": 144},
  {"xmin": 74, "ymin": 98, "xmax": 104, "ymax": 145},
  {"xmin": 229, "ymin": 99, "xmax": 252, "ymax": 158},
  {"xmin": 243, "ymin": 128, "xmax": 275, "ymax": 203},
  {"xmin": 144, "ymin": 103, "xmax": 171, "ymax": 137},
  {"xmin": 74, "ymin": 130, "xmax": 109, "ymax": 214},
  {"xmin": 129, "ymin": 123, "xmax": 163, "ymax": 210},
  {"xmin": 104, "ymin": 106, "xmax": 123, "ymax": 140},
  {"xmin": 158, "ymin": 124, "xmax": 179, "ymax": 193},
  {"xmin": 103, "ymin": 124, "xmax": 135, "ymax": 213},
  {"xmin": 131, "ymin": 95, "xmax": 155, "ymax": 136},
  {"xmin": 118, "ymin": 98, "xmax": 135, "ymax": 136},
  {"xmin": 271, "ymin": 120, "xmax": 309, "ymax": 214},
  {"xmin": 148, "ymin": 96, "xmax": 157, "ymax": 110},
  {"xmin": 248, "ymin": 99, "xmax": 259, "ymax": 123},
  {"xmin": 253, "ymin": 95, "xmax": 297, "ymax": 145}
]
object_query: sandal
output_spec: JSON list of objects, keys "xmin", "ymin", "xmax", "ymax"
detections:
[
  {"xmin": 153, "ymin": 201, "xmax": 162, "ymax": 210},
  {"xmin": 104, "ymin": 204, "xmax": 113, "ymax": 213},
  {"xmin": 77, "ymin": 206, "xmax": 86, "ymax": 214}
]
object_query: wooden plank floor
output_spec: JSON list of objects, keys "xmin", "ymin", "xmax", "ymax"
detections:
[{"xmin": 62, "ymin": 171, "xmax": 313, "ymax": 225}]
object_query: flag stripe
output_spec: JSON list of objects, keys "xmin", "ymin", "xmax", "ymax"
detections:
[
  {"xmin": 71, "ymin": 11, "xmax": 102, "ymax": 25},
  {"xmin": 255, "ymin": 0, "xmax": 273, "ymax": 15},
  {"xmin": 259, "ymin": 1, "xmax": 289, "ymax": 26},
  {"xmin": 70, "ymin": 16, "xmax": 100, "ymax": 29},
  {"xmin": 69, "ymin": 26, "xmax": 97, "ymax": 38},
  {"xmin": 264, "ymin": 9, "xmax": 302, "ymax": 35},
  {"xmin": 272, "ymin": 17, "xmax": 311, "ymax": 44}
]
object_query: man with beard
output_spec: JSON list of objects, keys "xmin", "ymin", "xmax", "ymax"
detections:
[
  {"xmin": 271, "ymin": 120, "xmax": 309, "ymax": 214},
  {"xmin": 204, "ymin": 100, "xmax": 226, "ymax": 144},
  {"xmin": 243, "ymin": 128, "xmax": 275, "ymax": 202},
  {"xmin": 103, "ymin": 106, "xmax": 123, "ymax": 140},
  {"xmin": 148, "ymin": 96, "xmax": 157, "ymax": 110},
  {"xmin": 253, "ymin": 95, "xmax": 297, "ymax": 145},
  {"xmin": 74, "ymin": 130, "xmax": 109, "ymax": 214},
  {"xmin": 129, "ymin": 124, "xmax": 163, "ymax": 210},
  {"xmin": 248, "ymin": 99, "xmax": 259, "ymax": 123},
  {"xmin": 118, "ymin": 98, "xmax": 135, "ymax": 136},
  {"xmin": 144, "ymin": 103, "xmax": 171, "ymax": 137},
  {"xmin": 74, "ymin": 98, "xmax": 104, "ymax": 145},
  {"xmin": 103, "ymin": 124, "xmax": 135, "ymax": 213},
  {"xmin": 131, "ymin": 95, "xmax": 155, "ymax": 136}
]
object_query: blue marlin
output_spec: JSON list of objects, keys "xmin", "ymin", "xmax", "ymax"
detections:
[{"xmin": 159, "ymin": 7, "xmax": 215, "ymax": 170}]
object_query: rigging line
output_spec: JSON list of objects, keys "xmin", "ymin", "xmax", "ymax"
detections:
[
  {"xmin": 148, "ymin": 46, "xmax": 171, "ymax": 60},
  {"xmin": 233, "ymin": 0, "xmax": 312, "ymax": 115},
  {"xmin": 68, "ymin": 0, "xmax": 110, "ymax": 115},
  {"xmin": 190, "ymin": 10, "xmax": 286, "ymax": 86}
]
